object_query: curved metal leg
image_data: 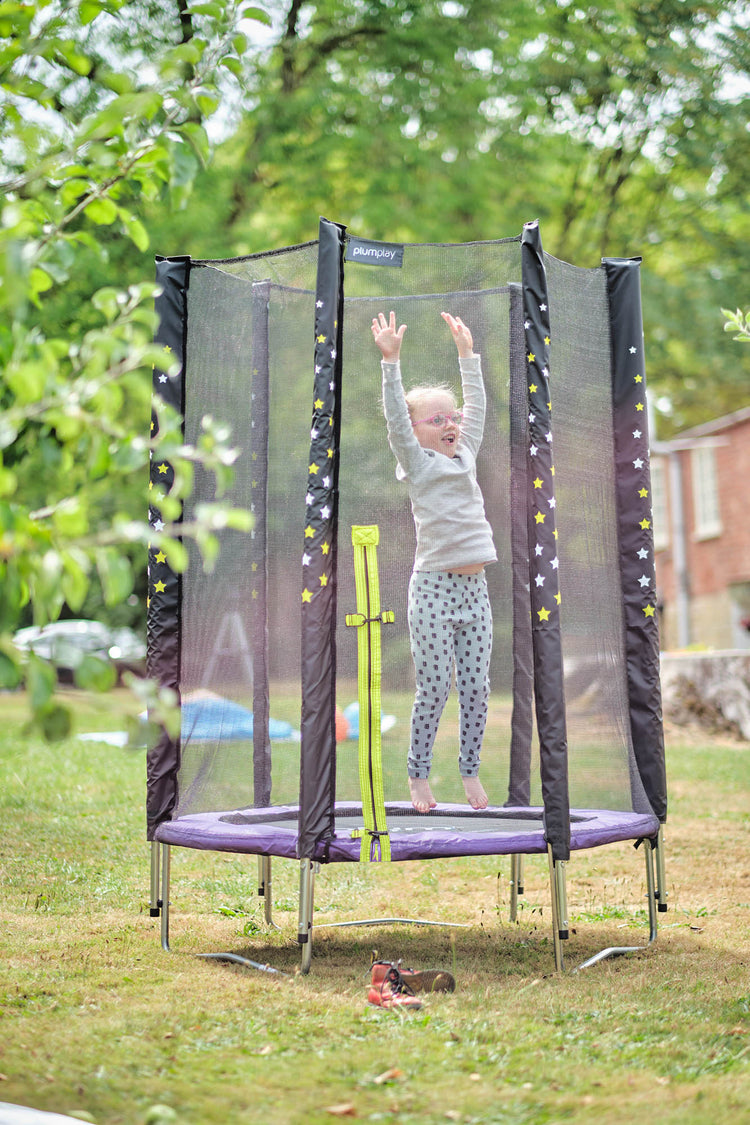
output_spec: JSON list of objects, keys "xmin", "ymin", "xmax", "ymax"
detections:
[
  {"xmin": 160, "ymin": 843, "xmax": 171, "ymax": 952},
  {"xmin": 509, "ymin": 854, "xmax": 525, "ymax": 923},
  {"xmin": 150, "ymin": 840, "xmax": 161, "ymax": 918},
  {"xmin": 547, "ymin": 844, "xmax": 567, "ymax": 972},
  {"xmin": 258, "ymin": 855, "xmax": 275, "ymax": 926},
  {"xmin": 298, "ymin": 858, "xmax": 316, "ymax": 974}
]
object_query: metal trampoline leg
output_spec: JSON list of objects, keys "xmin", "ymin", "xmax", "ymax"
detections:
[
  {"xmin": 644, "ymin": 836, "xmax": 658, "ymax": 944},
  {"xmin": 654, "ymin": 824, "xmax": 668, "ymax": 914},
  {"xmin": 547, "ymin": 844, "xmax": 568, "ymax": 973},
  {"xmin": 298, "ymin": 858, "xmax": 316, "ymax": 974},
  {"xmin": 150, "ymin": 840, "xmax": 161, "ymax": 918},
  {"xmin": 258, "ymin": 855, "xmax": 274, "ymax": 926},
  {"xmin": 509, "ymin": 854, "xmax": 525, "ymax": 923},
  {"xmin": 160, "ymin": 843, "xmax": 171, "ymax": 952}
]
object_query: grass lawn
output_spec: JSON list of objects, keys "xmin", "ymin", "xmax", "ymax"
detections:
[{"xmin": 1, "ymin": 688, "xmax": 749, "ymax": 1125}]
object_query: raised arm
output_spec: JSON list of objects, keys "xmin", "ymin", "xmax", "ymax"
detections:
[{"xmin": 441, "ymin": 313, "xmax": 486, "ymax": 457}]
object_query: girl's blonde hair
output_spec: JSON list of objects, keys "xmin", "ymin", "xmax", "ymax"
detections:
[{"xmin": 403, "ymin": 382, "xmax": 457, "ymax": 423}]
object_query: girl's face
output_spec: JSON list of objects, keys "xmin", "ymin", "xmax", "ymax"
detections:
[{"xmin": 410, "ymin": 391, "xmax": 461, "ymax": 458}]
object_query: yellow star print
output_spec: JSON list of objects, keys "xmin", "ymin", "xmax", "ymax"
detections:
[
  {"xmin": 639, "ymin": 488, "xmax": 648, "ymax": 498},
  {"xmin": 634, "ymin": 374, "xmax": 643, "ymax": 383},
  {"xmin": 533, "ymin": 477, "xmax": 543, "ymax": 489},
  {"xmin": 304, "ymin": 525, "xmax": 315, "ymax": 539},
  {"xmin": 316, "ymin": 334, "xmax": 326, "ymax": 344},
  {"xmin": 534, "ymin": 511, "xmax": 545, "ymax": 524},
  {"xmin": 309, "ymin": 463, "xmax": 319, "ymax": 474},
  {"xmin": 154, "ymin": 551, "xmax": 167, "ymax": 565},
  {"xmin": 319, "ymin": 574, "xmax": 328, "ymax": 587},
  {"xmin": 643, "ymin": 604, "xmax": 655, "ymax": 617},
  {"xmin": 639, "ymin": 518, "xmax": 651, "ymax": 530},
  {"xmin": 314, "ymin": 399, "xmax": 324, "ymax": 410},
  {"xmin": 538, "ymin": 607, "xmax": 550, "ymax": 622},
  {"xmin": 154, "ymin": 580, "xmax": 166, "ymax": 594},
  {"xmin": 635, "ymin": 402, "xmax": 644, "ymax": 412},
  {"xmin": 527, "ymin": 352, "xmax": 535, "ymax": 363},
  {"xmin": 302, "ymin": 588, "xmax": 313, "ymax": 603}
]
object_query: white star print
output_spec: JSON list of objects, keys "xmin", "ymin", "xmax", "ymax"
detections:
[
  {"xmin": 320, "ymin": 505, "xmax": 331, "ymax": 520},
  {"xmin": 322, "ymin": 475, "xmax": 331, "ymax": 487},
  {"xmin": 551, "ymin": 557, "xmax": 559, "ymax": 569},
  {"xmin": 540, "ymin": 303, "xmax": 547, "ymax": 311},
  {"xmin": 153, "ymin": 519, "xmax": 164, "ymax": 532},
  {"xmin": 548, "ymin": 497, "xmax": 556, "ymax": 508},
  {"xmin": 629, "ymin": 346, "xmax": 637, "ymax": 354},
  {"xmin": 316, "ymin": 300, "xmax": 323, "ymax": 308},
  {"xmin": 633, "ymin": 458, "xmax": 644, "ymax": 469},
  {"xmin": 545, "ymin": 431, "xmax": 552, "ymax": 443},
  {"xmin": 302, "ymin": 553, "xmax": 311, "ymax": 566},
  {"xmin": 638, "ymin": 574, "xmax": 650, "ymax": 587},
  {"xmin": 530, "ymin": 444, "xmax": 538, "ymax": 456},
  {"xmin": 633, "ymin": 429, "xmax": 642, "ymax": 439},
  {"xmin": 535, "ymin": 574, "xmax": 545, "ymax": 587},
  {"xmin": 529, "ymin": 412, "xmax": 536, "ymax": 424},
  {"xmin": 306, "ymin": 492, "xmax": 313, "ymax": 505},
  {"xmin": 637, "ymin": 548, "xmax": 649, "ymax": 559},
  {"xmin": 535, "ymin": 543, "xmax": 544, "ymax": 556}
]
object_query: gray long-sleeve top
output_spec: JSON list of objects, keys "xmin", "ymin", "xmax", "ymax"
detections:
[{"xmin": 382, "ymin": 354, "xmax": 497, "ymax": 572}]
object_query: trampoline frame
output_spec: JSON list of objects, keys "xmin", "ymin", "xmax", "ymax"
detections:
[{"xmin": 148, "ymin": 822, "xmax": 667, "ymax": 973}]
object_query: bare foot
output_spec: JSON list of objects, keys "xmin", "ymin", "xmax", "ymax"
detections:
[
  {"xmin": 462, "ymin": 776, "xmax": 489, "ymax": 809},
  {"xmin": 409, "ymin": 777, "xmax": 437, "ymax": 813}
]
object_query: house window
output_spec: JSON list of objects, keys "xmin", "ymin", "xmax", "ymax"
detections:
[
  {"xmin": 650, "ymin": 457, "xmax": 669, "ymax": 551},
  {"xmin": 691, "ymin": 445, "xmax": 722, "ymax": 539}
]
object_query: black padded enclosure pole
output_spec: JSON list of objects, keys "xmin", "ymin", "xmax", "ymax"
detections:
[
  {"xmin": 146, "ymin": 255, "xmax": 190, "ymax": 840},
  {"xmin": 520, "ymin": 222, "xmax": 570, "ymax": 862},
  {"xmin": 298, "ymin": 218, "xmax": 347, "ymax": 857},
  {"xmin": 507, "ymin": 282, "xmax": 534, "ymax": 807},
  {"xmin": 250, "ymin": 281, "xmax": 272, "ymax": 808},
  {"xmin": 603, "ymin": 257, "xmax": 667, "ymax": 824}
]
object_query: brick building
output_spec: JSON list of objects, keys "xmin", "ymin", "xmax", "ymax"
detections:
[{"xmin": 652, "ymin": 406, "xmax": 750, "ymax": 651}]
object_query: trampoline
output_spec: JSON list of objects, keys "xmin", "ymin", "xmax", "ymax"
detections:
[{"xmin": 147, "ymin": 220, "xmax": 667, "ymax": 972}]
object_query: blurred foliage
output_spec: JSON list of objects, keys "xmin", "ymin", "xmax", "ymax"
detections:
[
  {"xmin": 0, "ymin": 0, "xmax": 262, "ymax": 732},
  {"xmin": 147, "ymin": 0, "xmax": 750, "ymax": 435}
]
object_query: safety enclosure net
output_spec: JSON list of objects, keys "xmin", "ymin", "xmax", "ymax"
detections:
[{"xmin": 147, "ymin": 221, "xmax": 666, "ymax": 864}]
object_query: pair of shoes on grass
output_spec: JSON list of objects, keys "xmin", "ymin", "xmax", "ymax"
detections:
[{"xmin": 368, "ymin": 958, "xmax": 455, "ymax": 1011}]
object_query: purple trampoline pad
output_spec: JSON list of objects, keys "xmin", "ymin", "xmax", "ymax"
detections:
[{"xmin": 154, "ymin": 803, "xmax": 659, "ymax": 861}]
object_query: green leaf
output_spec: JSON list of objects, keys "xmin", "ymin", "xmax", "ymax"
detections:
[
  {"xmin": 240, "ymin": 6, "xmax": 272, "ymax": 25},
  {"xmin": 85, "ymin": 196, "xmax": 119, "ymax": 225},
  {"xmin": 95, "ymin": 547, "xmax": 134, "ymax": 606},
  {"xmin": 26, "ymin": 655, "xmax": 57, "ymax": 712},
  {"xmin": 74, "ymin": 653, "xmax": 117, "ymax": 692},
  {"xmin": 0, "ymin": 650, "xmax": 22, "ymax": 690},
  {"xmin": 39, "ymin": 702, "xmax": 73, "ymax": 742}
]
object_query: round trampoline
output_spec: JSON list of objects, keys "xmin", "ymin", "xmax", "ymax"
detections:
[{"xmin": 147, "ymin": 221, "xmax": 667, "ymax": 972}]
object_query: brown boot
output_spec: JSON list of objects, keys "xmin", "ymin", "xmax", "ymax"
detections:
[{"xmin": 370, "ymin": 958, "xmax": 455, "ymax": 995}]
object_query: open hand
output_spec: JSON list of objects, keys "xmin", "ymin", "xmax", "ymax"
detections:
[
  {"xmin": 371, "ymin": 311, "xmax": 406, "ymax": 361},
  {"xmin": 441, "ymin": 312, "xmax": 474, "ymax": 358}
]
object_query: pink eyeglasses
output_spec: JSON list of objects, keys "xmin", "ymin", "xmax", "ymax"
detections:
[{"xmin": 412, "ymin": 410, "xmax": 463, "ymax": 428}]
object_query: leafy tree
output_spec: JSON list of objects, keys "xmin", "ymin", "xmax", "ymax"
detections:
[
  {"xmin": 142, "ymin": 0, "xmax": 750, "ymax": 433},
  {"xmin": 0, "ymin": 0, "xmax": 264, "ymax": 735}
]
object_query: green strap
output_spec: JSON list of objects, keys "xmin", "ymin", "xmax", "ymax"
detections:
[{"xmin": 345, "ymin": 525, "xmax": 393, "ymax": 862}]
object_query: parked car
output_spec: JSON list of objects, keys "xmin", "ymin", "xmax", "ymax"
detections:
[{"xmin": 13, "ymin": 619, "xmax": 146, "ymax": 684}]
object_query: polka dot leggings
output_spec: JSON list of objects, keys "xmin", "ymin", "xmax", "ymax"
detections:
[{"xmin": 407, "ymin": 570, "xmax": 492, "ymax": 780}]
